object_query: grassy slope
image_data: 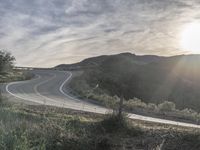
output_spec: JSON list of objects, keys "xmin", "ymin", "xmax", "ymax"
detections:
[
  {"xmin": 1, "ymin": 100, "xmax": 200, "ymax": 150},
  {"xmin": 69, "ymin": 72, "xmax": 200, "ymax": 125},
  {"xmin": 1, "ymin": 64, "xmax": 200, "ymax": 149},
  {"xmin": 66, "ymin": 53, "xmax": 200, "ymax": 112}
]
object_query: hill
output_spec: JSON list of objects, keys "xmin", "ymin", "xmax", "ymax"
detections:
[{"xmin": 57, "ymin": 53, "xmax": 200, "ymax": 112}]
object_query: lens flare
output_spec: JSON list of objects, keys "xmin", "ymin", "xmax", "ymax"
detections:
[{"xmin": 180, "ymin": 22, "xmax": 200, "ymax": 53}]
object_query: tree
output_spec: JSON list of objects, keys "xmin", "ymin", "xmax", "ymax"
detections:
[
  {"xmin": 158, "ymin": 101, "xmax": 176, "ymax": 112},
  {"xmin": 0, "ymin": 50, "xmax": 15, "ymax": 73}
]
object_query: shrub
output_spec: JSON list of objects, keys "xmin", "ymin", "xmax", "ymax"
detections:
[
  {"xmin": 70, "ymin": 78, "xmax": 91, "ymax": 96},
  {"xmin": 158, "ymin": 101, "xmax": 176, "ymax": 112},
  {"xmin": 97, "ymin": 113, "xmax": 143, "ymax": 139},
  {"xmin": 88, "ymin": 93, "xmax": 119, "ymax": 109},
  {"xmin": 125, "ymin": 98, "xmax": 147, "ymax": 111},
  {"xmin": 181, "ymin": 108, "xmax": 200, "ymax": 121},
  {"xmin": 99, "ymin": 113, "xmax": 129, "ymax": 133},
  {"xmin": 96, "ymin": 136, "xmax": 112, "ymax": 150},
  {"xmin": 0, "ymin": 50, "xmax": 15, "ymax": 73},
  {"xmin": 181, "ymin": 108, "xmax": 197, "ymax": 114},
  {"xmin": 147, "ymin": 103, "xmax": 158, "ymax": 111}
]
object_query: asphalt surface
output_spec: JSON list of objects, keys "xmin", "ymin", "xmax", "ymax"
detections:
[{"xmin": 4, "ymin": 69, "xmax": 200, "ymax": 128}]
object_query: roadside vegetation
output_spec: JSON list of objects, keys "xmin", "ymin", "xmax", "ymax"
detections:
[
  {"xmin": 0, "ymin": 50, "xmax": 34, "ymax": 83},
  {"xmin": 0, "ymin": 99, "xmax": 200, "ymax": 150},
  {"xmin": 69, "ymin": 75, "xmax": 200, "ymax": 124},
  {"xmin": 0, "ymin": 69, "xmax": 34, "ymax": 83},
  {"xmin": 1, "ymin": 51, "xmax": 200, "ymax": 149},
  {"xmin": 65, "ymin": 53, "xmax": 200, "ymax": 112}
]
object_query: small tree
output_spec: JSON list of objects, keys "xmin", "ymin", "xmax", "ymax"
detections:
[
  {"xmin": 0, "ymin": 50, "xmax": 15, "ymax": 73},
  {"xmin": 158, "ymin": 101, "xmax": 176, "ymax": 112},
  {"xmin": 99, "ymin": 76, "xmax": 125, "ymax": 117}
]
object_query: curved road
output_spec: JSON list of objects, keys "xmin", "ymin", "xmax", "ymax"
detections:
[{"xmin": 4, "ymin": 70, "xmax": 200, "ymax": 129}]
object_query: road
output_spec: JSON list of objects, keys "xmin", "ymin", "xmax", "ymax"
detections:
[{"xmin": 4, "ymin": 69, "xmax": 200, "ymax": 129}]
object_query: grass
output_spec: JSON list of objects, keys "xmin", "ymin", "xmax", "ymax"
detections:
[
  {"xmin": 0, "ymin": 99, "xmax": 200, "ymax": 150},
  {"xmin": 0, "ymin": 103, "xmax": 95, "ymax": 150},
  {"xmin": 69, "ymin": 76, "xmax": 200, "ymax": 125}
]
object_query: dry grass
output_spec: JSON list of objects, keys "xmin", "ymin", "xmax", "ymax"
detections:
[{"xmin": 0, "ymin": 101, "xmax": 200, "ymax": 150}]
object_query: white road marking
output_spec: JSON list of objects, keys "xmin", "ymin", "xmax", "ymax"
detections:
[
  {"xmin": 6, "ymin": 71, "xmax": 104, "ymax": 111},
  {"xmin": 6, "ymin": 75, "xmax": 44, "ymax": 104},
  {"xmin": 59, "ymin": 72, "xmax": 82, "ymax": 101},
  {"xmin": 58, "ymin": 72, "xmax": 200, "ymax": 129},
  {"xmin": 5, "ymin": 70, "xmax": 200, "ymax": 129}
]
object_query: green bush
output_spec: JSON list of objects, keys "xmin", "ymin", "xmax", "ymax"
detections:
[
  {"xmin": 70, "ymin": 77, "xmax": 91, "ymax": 96},
  {"xmin": 0, "ymin": 50, "xmax": 15, "ymax": 74},
  {"xmin": 147, "ymin": 103, "xmax": 158, "ymax": 111},
  {"xmin": 124, "ymin": 98, "xmax": 147, "ymax": 111},
  {"xmin": 88, "ymin": 93, "xmax": 119, "ymax": 109},
  {"xmin": 181, "ymin": 108, "xmax": 200, "ymax": 121},
  {"xmin": 99, "ymin": 114, "xmax": 129, "ymax": 133},
  {"xmin": 158, "ymin": 101, "xmax": 176, "ymax": 112},
  {"xmin": 95, "ymin": 136, "xmax": 112, "ymax": 150}
]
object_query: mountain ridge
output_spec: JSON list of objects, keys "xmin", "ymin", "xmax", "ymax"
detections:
[{"xmin": 56, "ymin": 53, "xmax": 200, "ymax": 111}]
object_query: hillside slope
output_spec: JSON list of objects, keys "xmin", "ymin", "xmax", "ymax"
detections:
[{"xmin": 57, "ymin": 53, "xmax": 200, "ymax": 112}]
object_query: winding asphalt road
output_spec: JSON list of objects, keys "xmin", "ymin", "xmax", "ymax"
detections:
[{"xmin": 4, "ymin": 69, "xmax": 200, "ymax": 129}]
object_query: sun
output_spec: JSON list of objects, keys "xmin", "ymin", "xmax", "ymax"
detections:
[{"xmin": 180, "ymin": 22, "xmax": 200, "ymax": 53}]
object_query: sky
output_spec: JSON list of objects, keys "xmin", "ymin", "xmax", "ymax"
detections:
[{"xmin": 0, "ymin": 0, "xmax": 200, "ymax": 67}]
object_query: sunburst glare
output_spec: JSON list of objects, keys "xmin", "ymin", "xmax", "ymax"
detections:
[{"xmin": 180, "ymin": 22, "xmax": 200, "ymax": 53}]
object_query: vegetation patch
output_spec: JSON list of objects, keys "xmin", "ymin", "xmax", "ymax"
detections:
[
  {"xmin": 0, "ymin": 50, "xmax": 34, "ymax": 83},
  {"xmin": 67, "ymin": 53, "xmax": 200, "ymax": 113},
  {"xmin": 0, "ymin": 100, "xmax": 200, "ymax": 150},
  {"xmin": 69, "ymin": 74, "xmax": 200, "ymax": 125}
]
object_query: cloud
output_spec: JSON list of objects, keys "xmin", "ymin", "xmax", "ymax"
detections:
[{"xmin": 0, "ymin": 0, "xmax": 200, "ymax": 67}]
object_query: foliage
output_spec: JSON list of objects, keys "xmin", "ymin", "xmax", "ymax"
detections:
[
  {"xmin": 0, "ymin": 101, "xmax": 141, "ymax": 150},
  {"xmin": 68, "ymin": 53, "xmax": 200, "ymax": 112},
  {"xmin": 69, "ymin": 77, "xmax": 200, "ymax": 123},
  {"xmin": 0, "ymin": 99, "xmax": 200, "ymax": 150},
  {"xmin": 0, "ymin": 50, "xmax": 15, "ymax": 73},
  {"xmin": 158, "ymin": 101, "xmax": 176, "ymax": 112},
  {"xmin": 88, "ymin": 93, "xmax": 120, "ymax": 109},
  {"xmin": 0, "ymin": 70, "xmax": 34, "ymax": 83},
  {"xmin": 100, "ymin": 114, "xmax": 129, "ymax": 133},
  {"xmin": 98, "ymin": 113, "xmax": 142, "ymax": 137},
  {"xmin": 147, "ymin": 103, "xmax": 158, "ymax": 111},
  {"xmin": 124, "ymin": 98, "xmax": 147, "ymax": 111}
]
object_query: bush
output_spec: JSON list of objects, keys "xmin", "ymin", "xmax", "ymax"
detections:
[
  {"xmin": 96, "ymin": 136, "xmax": 112, "ymax": 150},
  {"xmin": 124, "ymin": 98, "xmax": 147, "ymax": 111},
  {"xmin": 0, "ymin": 50, "xmax": 15, "ymax": 74},
  {"xmin": 70, "ymin": 77, "xmax": 91, "ymax": 96},
  {"xmin": 99, "ymin": 113, "xmax": 129, "ymax": 133},
  {"xmin": 147, "ymin": 103, "xmax": 158, "ymax": 111},
  {"xmin": 88, "ymin": 93, "xmax": 119, "ymax": 109},
  {"xmin": 158, "ymin": 101, "xmax": 176, "ymax": 112},
  {"xmin": 181, "ymin": 108, "xmax": 200, "ymax": 121}
]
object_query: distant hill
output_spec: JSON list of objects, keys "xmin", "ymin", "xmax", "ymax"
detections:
[
  {"xmin": 54, "ymin": 53, "xmax": 165, "ymax": 70},
  {"xmin": 56, "ymin": 53, "xmax": 200, "ymax": 111},
  {"xmin": 55, "ymin": 55, "xmax": 109, "ymax": 70}
]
